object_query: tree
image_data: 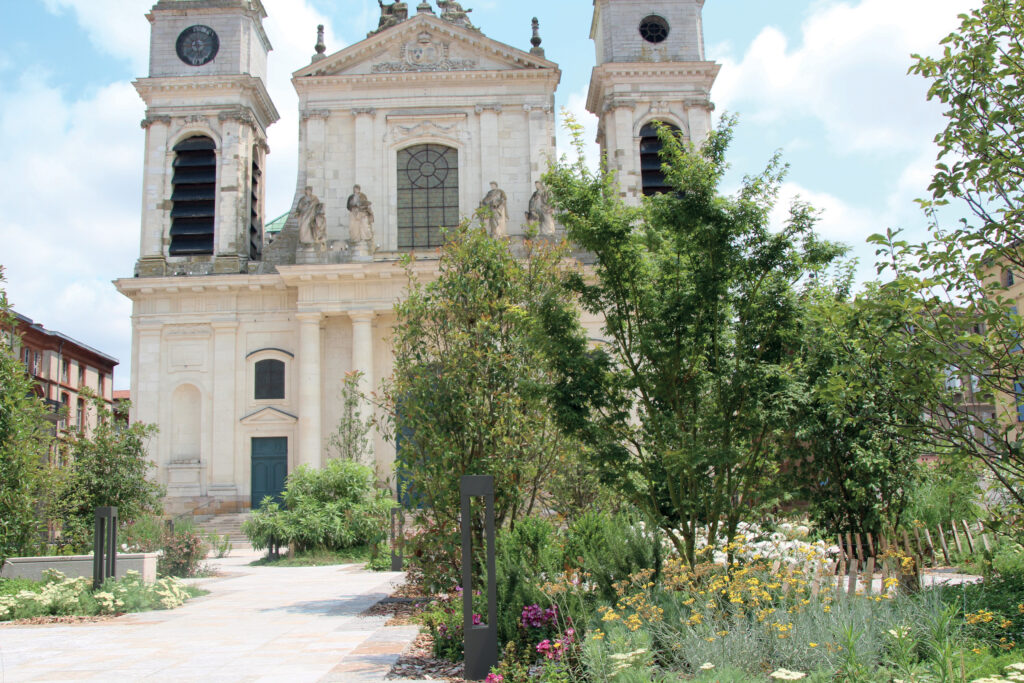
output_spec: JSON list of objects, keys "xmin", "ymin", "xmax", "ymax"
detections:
[
  {"xmin": 51, "ymin": 393, "xmax": 163, "ymax": 547},
  {"xmin": 327, "ymin": 370, "xmax": 374, "ymax": 466},
  {"xmin": 786, "ymin": 271, "xmax": 941, "ymax": 539},
  {"xmin": 542, "ymin": 118, "xmax": 844, "ymax": 567},
  {"xmin": 0, "ymin": 265, "xmax": 53, "ymax": 562},
  {"xmin": 868, "ymin": 0, "xmax": 1024, "ymax": 524},
  {"xmin": 379, "ymin": 222, "xmax": 584, "ymax": 586}
]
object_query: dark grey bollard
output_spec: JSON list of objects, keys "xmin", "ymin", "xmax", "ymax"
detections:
[
  {"xmin": 92, "ymin": 507, "xmax": 118, "ymax": 589},
  {"xmin": 460, "ymin": 475, "xmax": 497, "ymax": 681},
  {"xmin": 390, "ymin": 506, "xmax": 405, "ymax": 572}
]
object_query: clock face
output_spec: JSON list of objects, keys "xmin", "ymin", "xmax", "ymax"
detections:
[{"xmin": 176, "ymin": 25, "xmax": 220, "ymax": 66}]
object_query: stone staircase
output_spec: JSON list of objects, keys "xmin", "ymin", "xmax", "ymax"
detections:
[{"xmin": 194, "ymin": 512, "xmax": 252, "ymax": 551}]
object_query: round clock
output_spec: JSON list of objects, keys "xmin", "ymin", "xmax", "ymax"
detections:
[{"xmin": 176, "ymin": 25, "xmax": 220, "ymax": 66}]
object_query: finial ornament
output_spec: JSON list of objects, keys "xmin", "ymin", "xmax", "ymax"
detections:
[
  {"xmin": 417, "ymin": 1, "xmax": 434, "ymax": 12},
  {"xmin": 530, "ymin": 17, "xmax": 545, "ymax": 57},
  {"xmin": 312, "ymin": 24, "xmax": 326, "ymax": 62}
]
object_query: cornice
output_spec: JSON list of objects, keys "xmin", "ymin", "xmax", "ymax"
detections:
[
  {"xmin": 293, "ymin": 67, "xmax": 560, "ymax": 94},
  {"xmin": 586, "ymin": 61, "xmax": 720, "ymax": 116},
  {"xmin": 134, "ymin": 75, "xmax": 280, "ymax": 129}
]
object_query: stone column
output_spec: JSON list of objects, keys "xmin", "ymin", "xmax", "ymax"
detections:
[
  {"xmin": 349, "ymin": 311, "xmax": 375, "ymax": 399},
  {"xmin": 303, "ymin": 110, "xmax": 330, "ymax": 197},
  {"xmin": 139, "ymin": 116, "xmax": 171, "ymax": 260},
  {"xmin": 477, "ymin": 105, "xmax": 501, "ymax": 196},
  {"xmin": 352, "ymin": 108, "xmax": 376, "ymax": 206},
  {"xmin": 210, "ymin": 320, "xmax": 238, "ymax": 488},
  {"xmin": 297, "ymin": 311, "xmax": 323, "ymax": 469}
]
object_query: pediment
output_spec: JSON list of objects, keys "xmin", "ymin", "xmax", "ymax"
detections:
[
  {"xmin": 293, "ymin": 13, "xmax": 556, "ymax": 79},
  {"xmin": 239, "ymin": 406, "xmax": 298, "ymax": 425}
]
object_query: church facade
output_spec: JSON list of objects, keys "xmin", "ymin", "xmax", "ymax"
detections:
[{"xmin": 115, "ymin": 0, "xmax": 719, "ymax": 516}]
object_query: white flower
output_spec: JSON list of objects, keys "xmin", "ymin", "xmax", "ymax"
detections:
[
  {"xmin": 769, "ymin": 669, "xmax": 807, "ymax": 680},
  {"xmin": 1008, "ymin": 664, "xmax": 1024, "ymax": 672},
  {"xmin": 700, "ymin": 662, "xmax": 715, "ymax": 670}
]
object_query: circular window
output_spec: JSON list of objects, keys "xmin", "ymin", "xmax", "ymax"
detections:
[
  {"xmin": 404, "ymin": 147, "xmax": 452, "ymax": 189},
  {"xmin": 639, "ymin": 15, "xmax": 670, "ymax": 44}
]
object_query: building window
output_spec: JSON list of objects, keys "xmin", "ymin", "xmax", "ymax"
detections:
[
  {"xmin": 1017, "ymin": 380, "xmax": 1024, "ymax": 422},
  {"xmin": 170, "ymin": 135, "xmax": 217, "ymax": 256},
  {"xmin": 639, "ymin": 15, "xmax": 670, "ymax": 44},
  {"xmin": 78, "ymin": 364, "xmax": 85, "ymax": 388},
  {"xmin": 397, "ymin": 144, "xmax": 459, "ymax": 249},
  {"xmin": 59, "ymin": 392, "xmax": 70, "ymax": 429},
  {"xmin": 33, "ymin": 351, "xmax": 40, "ymax": 376},
  {"xmin": 1006, "ymin": 269, "xmax": 1015, "ymax": 287},
  {"xmin": 249, "ymin": 146, "xmax": 262, "ymax": 261},
  {"xmin": 639, "ymin": 122, "xmax": 681, "ymax": 196},
  {"xmin": 62, "ymin": 359, "xmax": 70, "ymax": 384},
  {"xmin": 22, "ymin": 346, "xmax": 31, "ymax": 368},
  {"xmin": 254, "ymin": 359, "xmax": 285, "ymax": 400},
  {"xmin": 98, "ymin": 372, "xmax": 105, "ymax": 395},
  {"xmin": 76, "ymin": 397, "xmax": 86, "ymax": 430}
]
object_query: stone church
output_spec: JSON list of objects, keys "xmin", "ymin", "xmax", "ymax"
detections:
[{"xmin": 115, "ymin": 0, "xmax": 719, "ymax": 515}]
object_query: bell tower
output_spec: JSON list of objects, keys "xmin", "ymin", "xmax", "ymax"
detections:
[
  {"xmin": 134, "ymin": 0, "xmax": 279, "ymax": 277},
  {"xmin": 587, "ymin": 0, "xmax": 719, "ymax": 202}
]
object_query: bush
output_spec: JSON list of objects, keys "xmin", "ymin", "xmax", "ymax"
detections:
[
  {"xmin": 241, "ymin": 460, "xmax": 389, "ymax": 557},
  {"xmin": 564, "ymin": 509, "xmax": 663, "ymax": 604},
  {"xmin": 158, "ymin": 527, "xmax": 207, "ymax": 578},
  {"xmin": 120, "ymin": 513, "xmax": 165, "ymax": 552},
  {"xmin": 495, "ymin": 517, "xmax": 564, "ymax": 646},
  {"xmin": 0, "ymin": 568, "xmax": 195, "ymax": 621}
]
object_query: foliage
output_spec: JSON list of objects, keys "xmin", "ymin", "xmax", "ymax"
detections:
[
  {"xmin": 49, "ymin": 393, "xmax": 162, "ymax": 549},
  {"xmin": 786, "ymin": 274, "xmax": 939, "ymax": 539},
  {"xmin": 865, "ymin": 0, "xmax": 1024, "ymax": 530},
  {"xmin": 327, "ymin": 370, "xmax": 374, "ymax": 466},
  {"xmin": 242, "ymin": 459, "xmax": 389, "ymax": 557},
  {"xmin": 404, "ymin": 518, "xmax": 462, "ymax": 595},
  {"xmin": 380, "ymin": 222, "xmax": 584, "ymax": 537},
  {"xmin": 249, "ymin": 544, "xmax": 388, "ymax": 568},
  {"xmin": 158, "ymin": 526, "xmax": 207, "ymax": 578},
  {"xmin": 495, "ymin": 517, "xmax": 565, "ymax": 647},
  {"xmin": 542, "ymin": 117, "xmax": 844, "ymax": 567},
  {"xmin": 905, "ymin": 458, "xmax": 983, "ymax": 530},
  {"xmin": 420, "ymin": 587, "xmax": 488, "ymax": 661},
  {"xmin": 0, "ymin": 568, "xmax": 198, "ymax": 621},
  {"xmin": 0, "ymin": 265, "xmax": 54, "ymax": 564}
]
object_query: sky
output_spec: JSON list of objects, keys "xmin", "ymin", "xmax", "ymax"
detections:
[{"xmin": 0, "ymin": 0, "xmax": 976, "ymax": 389}]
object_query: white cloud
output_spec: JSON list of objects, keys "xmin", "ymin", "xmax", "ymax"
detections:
[
  {"xmin": 714, "ymin": 0, "xmax": 974, "ymax": 154},
  {"xmin": 554, "ymin": 87, "xmax": 600, "ymax": 173},
  {"xmin": 41, "ymin": 0, "xmax": 151, "ymax": 74}
]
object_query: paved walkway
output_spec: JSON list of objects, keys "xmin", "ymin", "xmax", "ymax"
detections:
[{"xmin": 0, "ymin": 549, "xmax": 425, "ymax": 683}]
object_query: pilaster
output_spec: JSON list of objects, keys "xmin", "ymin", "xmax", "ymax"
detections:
[{"xmin": 297, "ymin": 311, "xmax": 323, "ymax": 469}]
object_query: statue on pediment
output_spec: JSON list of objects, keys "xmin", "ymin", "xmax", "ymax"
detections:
[
  {"xmin": 347, "ymin": 184, "xmax": 375, "ymax": 246},
  {"xmin": 375, "ymin": 1, "xmax": 409, "ymax": 33},
  {"xmin": 480, "ymin": 181, "xmax": 508, "ymax": 238},
  {"xmin": 437, "ymin": 0, "xmax": 478, "ymax": 31},
  {"xmin": 527, "ymin": 181, "xmax": 555, "ymax": 236},
  {"xmin": 296, "ymin": 186, "xmax": 327, "ymax": 251}
]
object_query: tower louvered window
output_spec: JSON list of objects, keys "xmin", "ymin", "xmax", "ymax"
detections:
[
  {"xmin": 249, "ymin": 148, "xmax": 262, "ymax": 260},
  {"xmin": 170, "ymin": 136, "xmax": 216, "ymax": 255},
  {"xmin": 639, "ymin": 122, "xmax": 680, "ymax": 196}
]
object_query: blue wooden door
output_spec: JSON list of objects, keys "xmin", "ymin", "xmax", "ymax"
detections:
[{"xmin": 251, "ymin": 437, "xmax": 288, "ymax": 508}]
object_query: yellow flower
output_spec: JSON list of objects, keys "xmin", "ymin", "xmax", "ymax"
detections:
[
  {"xmin": 591, "ymin": 629, "xmax": 605, "ymax": 641},
  {"xmin": 602, "ymin": 610, "xmax": 620, "ymax": 622},
  {"xmin": 808, "ymin": 642, "xmax": 818, "ymax": 648}
]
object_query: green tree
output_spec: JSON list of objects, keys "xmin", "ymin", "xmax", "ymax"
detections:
[
  {"xmin": 327, "ymin": 370, "xmax": 373, "ymax": 465},
  {"xmin": 52, "ymin": 393, "xmax": 163, "ymax": 547},
  {"xmin": 786, "ymin": 271, "xmax": 940, "ymax": 539},
  {"xmin": 868, "ymin": 0, "xmax": 1024, "ymax": 524},
  {"xmin": 0, "ymin": 266, "xmax": 53, "ymax": 562},
  {"xmin": 379, "ymin": 222, "xmax": 583, "ymax": 586},
  {"xmin": 542, "ymin": 118, "xmax": 844, "ymax": 566}
]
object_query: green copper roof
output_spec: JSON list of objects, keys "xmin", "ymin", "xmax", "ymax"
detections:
[{"xmin": 265, "ymin": 211, "xmax": 288, "ymax": 234}]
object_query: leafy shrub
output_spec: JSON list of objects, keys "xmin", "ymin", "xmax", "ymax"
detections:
[
  {"xmin": 159, "ymin": 527, "xmax": 206, "ymax": 578},
  {"xmin": 120, "ymin": 513, "xmax": 165, "ymax": 552},
  {"xmin": 0, "ymin": 569, "xmax": 195, "ymax": 621},
  {"xmin": 495, "ymin": 517, "xmax": 564, "ymax": 646},
  {"xmin": 420, "ymin": 587, "xmax": 488, "ymax": 662},
  {"xmin": 242, "ymin": 460, "xmax": 389, "ymax": 557},
  {"xmin": 405, "ymin": 518, "xmax": 461, "ymax": 594},
  {"xmin": 564, "ymin": 509, "xmax": 662, "ymax": 603}
]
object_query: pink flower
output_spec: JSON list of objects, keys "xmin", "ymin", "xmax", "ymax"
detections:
[
  {"xmin": 472, "ymin": 613, "xmax": 482, "ymax": 626},
  {"xmin": 485, "ymin": 674, "xmax": 504, "ymax": 683}
]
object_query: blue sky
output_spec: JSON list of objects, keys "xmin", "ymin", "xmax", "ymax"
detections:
[{"xmin": 0, "ymin": 0, "xmax": 976, "ymax": 388}]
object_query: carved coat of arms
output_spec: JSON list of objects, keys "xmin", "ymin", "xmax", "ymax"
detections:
[{"xmin": 372, "ymin": 31, "xmax": 477, "ymax": 72}]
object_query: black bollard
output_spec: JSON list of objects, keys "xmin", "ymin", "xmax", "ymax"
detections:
[
  {"xmin": 460, "ymin": 475, "xmax": 497, "ymax": 681},
  {"xmin": 92, "ymin": 507, "xmax": 118, "ymax": 589},
  {"xmin": 390, "ymin": 506, "xmax": 405, "ymax": 572}
]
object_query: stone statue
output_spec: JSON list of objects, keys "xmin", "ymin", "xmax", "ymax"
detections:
[
  {"xmin": 526, "ymin": 180, "xmax": 555, "ymax": 236},
  {"xmin": 376, "ymin": 1, "xmax": 409, "ymax": 32},
  {"xmin": 480, "ymin": 181, "xmax": 508, "ymax": 238},
  {"xmin": 296, "ymin": 186, "xmax": 326, "ymax": 251},
  {"xmin": 347, "ymin": 184, "xmax": 375, "ymax": 246},
  {"xmin": 437, "ymin": 0, "xmax": 477, "ymax": 30}
]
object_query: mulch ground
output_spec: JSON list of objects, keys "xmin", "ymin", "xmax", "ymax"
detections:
[
  {"xmin": 0, "ymin": 614, "xmax": 119, "ymax": 627},
  {"xmin": 360, "ymin": 582, "xmax": 467, "ymax": 681}
]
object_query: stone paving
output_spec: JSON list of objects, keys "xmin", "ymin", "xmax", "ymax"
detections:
[{"xmin": 0, "ymin": 549, "xmax": 428, "ymax": 683}]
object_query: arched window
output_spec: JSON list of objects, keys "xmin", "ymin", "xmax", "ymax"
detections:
[
  {"xmin": 170, "ymin": 135, "xmax": 217, "ymax": 255},
  {"xmin": 639, "ymin": 122, "xmax": 681, "ymax": 196},
  {"xmin": 1005, "ymin": 269, "xmax": 1015, "ymax": 287},
  {"xmin": 254, "ymin": 359, "xmax": 285, "ymax": 400},
  {"xmin": 397, "ymin": 144, "xmax": 459, "ymax": 249}
]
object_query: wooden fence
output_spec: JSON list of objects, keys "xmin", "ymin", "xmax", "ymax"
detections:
[{"xmin": 812, "ymin": 520, "xmax": 993, "ymax": 596}]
